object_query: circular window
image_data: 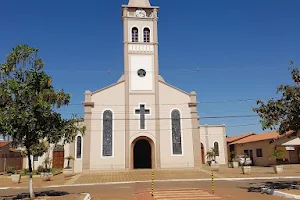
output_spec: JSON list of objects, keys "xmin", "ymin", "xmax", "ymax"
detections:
[{"xmin": 137, "ymin": 69, "xmax": 146, "ymax": 77}]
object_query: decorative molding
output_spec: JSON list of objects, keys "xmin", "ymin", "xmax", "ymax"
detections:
[
  {"xmin": 82, "ymin": 102, "xmax": 94, "ymax": 107},
  {"xmin": 188, "ymin": 102, "xmax": 199, "ymax": 107},
  {"xmin": 128, "ymin": 44, "xmax": 154, "ymax": 53}
]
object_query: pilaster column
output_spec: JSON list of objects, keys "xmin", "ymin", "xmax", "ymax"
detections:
[
  {"xmin": 153, "ymin": 7, "xmax": 161, "ymax": 168},
  {"xmin": 205, "ymin": 125, "xmax": 209, "ymax": 152},
  {"xmin": 82, "ymin": 90, "xmax": 94, "ymax": 172},
  {"xmin": 222, "ymin": 125, "xmax": 228, "ymax": 164},
  {"xmin": 123, "ymin": 7, "xmax": 130, "ymax": 169},
  {"xmin": 189, "ymin": 91, "xmax": 201, "ymax": 168}
]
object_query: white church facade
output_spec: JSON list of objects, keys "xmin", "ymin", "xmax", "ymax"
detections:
[{"xmin": 66, "ymin": 0, "xmax": 227, "ymax": 173}]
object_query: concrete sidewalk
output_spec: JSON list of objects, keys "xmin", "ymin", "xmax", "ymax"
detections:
[
  {"xmin": 0, "ymin": 180, "xmax": 289, "ymax": 200},
  {"xmin": 1, "ymin": 164, "xmax": 300, "ymax": 189}
]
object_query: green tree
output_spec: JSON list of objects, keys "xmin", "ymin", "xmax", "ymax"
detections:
[
  {"xmin": 65, "ymin": 156, "xmax": 75, "ymax": 169},
  {"xmin": 206, "ymin": 147, "xmax": 217, "ymax": 163},
  {"xmin": 253, "ymin": 61, "xmax": 300, "ymax": 135},
  {"xmin": 0, "ymin": 45, "xmax": 85, "ymax": 198}
]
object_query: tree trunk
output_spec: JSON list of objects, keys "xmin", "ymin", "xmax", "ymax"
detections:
[
  {"xmin": 67, "ymin": 160, "xmax": 70, "ymax": 168},
  {"xmin": 27, "ymin": 151, "xmax": 35, "ymax": 198}
]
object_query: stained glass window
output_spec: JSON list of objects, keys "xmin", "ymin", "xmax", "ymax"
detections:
[
  {"xmin": 103, "ymin": 110, "xmax": 113, "ymax": 157},
  {"xmin": 171, "ymin": 109, "xmax": 182, "ymax": 155},
  {"xmin": 76, "ymin": 136, "xmax": 82, "ymax": 159}
]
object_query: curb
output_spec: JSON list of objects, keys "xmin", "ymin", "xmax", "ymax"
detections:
[
  {"xmin": 1, "ymin": 176, "xmax": 300, "ymax": 190},
  {"xmin": 273, "ymin": 190, "xmax": 300, "ymax": 199},
  {"xmin": 82, "ymin": 193, "xmax": 91, "ymax": 200}
]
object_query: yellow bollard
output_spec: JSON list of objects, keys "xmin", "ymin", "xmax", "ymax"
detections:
[
  {"xmin": 151, "ymin": 171, "xmax": 154, "ymax": 197},
  {"xmin": 212, "ymin": 170, "xmax": 214, "ymax": 194}
]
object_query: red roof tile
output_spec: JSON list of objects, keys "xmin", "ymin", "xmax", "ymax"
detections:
[
  {"xmin": 227, "ymin": 132, "xmax": 256, "ymax": 143},
  {"xmin": 0, "ymin": 141, "xmax": 11, "ymax": 148},
  {"xmin": 230, "ymin": 130, "xmax": 293, "ymax": 144}
]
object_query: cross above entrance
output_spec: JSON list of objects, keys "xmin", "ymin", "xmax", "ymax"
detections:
[{"xmin": 135, "ymin": 104, "xmax": 150, "ymax": 130}]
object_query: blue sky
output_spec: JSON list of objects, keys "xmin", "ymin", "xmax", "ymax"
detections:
[{"xmin": 0, "ymin": 0, "xmax": 300, "ymax": 137}]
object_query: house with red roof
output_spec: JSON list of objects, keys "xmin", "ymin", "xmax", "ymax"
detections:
[
  {"xmin": 0, "ymin": 141, "xmax": 23, "ymax": 172},
  {"xmin": 227, "ymin": 130, "xmax": 300, "ymax": 166}
]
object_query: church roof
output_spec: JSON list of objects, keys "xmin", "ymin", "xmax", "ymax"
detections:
[{"xmin": 128, "ymin": 0, "xmax": 151, "ymax": 7}]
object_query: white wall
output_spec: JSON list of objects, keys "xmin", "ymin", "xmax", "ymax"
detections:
[
  {"xmin": 22, "ymin": 144, "xmax": 56, "ymax": 170},
  {"xmin": 129, "ymin": 55, "xmax": 154, "ymax": 91},
  {"xmin": 200, "ymin": 125, "xmax": 227, "ymax": 164}
]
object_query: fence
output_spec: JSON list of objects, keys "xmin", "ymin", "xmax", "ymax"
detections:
[{"xmin": 0, "ymin": 157, "xmax": 23, "ymax": 172}]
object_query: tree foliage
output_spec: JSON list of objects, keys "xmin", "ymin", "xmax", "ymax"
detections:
[
  {"xmin": 253, "ymin": 61, "xmax": 300, "ymax": 135},
  {"xmin": 0, "ymin": 44, "xmax": 85, "ymax": 197},
  {"xmin": 30, "ymin": 141, "xmax": 49, "ymax": 158}
]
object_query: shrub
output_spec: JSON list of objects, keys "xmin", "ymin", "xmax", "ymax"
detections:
[
  {"xmin": 37, "ymin": 165, "xmax": 46, "ymax": 174},
  {"xmin": 24, "ymin": 168, "xmax": 30, "ymax": 175},
  {"xmin": 21, "ymin": 168, "xmax": 38, "ymax": 176},
  {"xmin": 6, "ymin": 166, "xmax": 16, "ymax": 174}
]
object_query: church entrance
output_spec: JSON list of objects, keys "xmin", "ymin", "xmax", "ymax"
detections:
[
  {"xmin": 132, "ymin": 138, "xmax": 153, "ymax": 169},
  {"xmin": 201, "ymin": 143, "xmax": 205, "ymax": 164}
]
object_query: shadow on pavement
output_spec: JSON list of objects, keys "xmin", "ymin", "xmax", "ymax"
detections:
[
  {"xmin": 0, "ymin": 190, "xmax": 69, "ymax": 200},
  {"xmin": 239, "ymin": 181, "xmax": 300, "ymax": 193}
]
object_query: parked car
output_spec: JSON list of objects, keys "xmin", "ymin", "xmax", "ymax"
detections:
[{"xmin": 234, "ymin": 155, "xmax": 252, "ymax": 166}]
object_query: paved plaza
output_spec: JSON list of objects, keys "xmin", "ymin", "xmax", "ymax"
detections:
[
  {"xmin": 1, "ymin": 165, "xmax": 300, "ymax": 188},
  {"xmin": 0, "ymin": 165, "xmax": 300, "ymax": 199},
  {"xmin": 0, "ymin": 180, "xmax": 291, "ymax": 200}
]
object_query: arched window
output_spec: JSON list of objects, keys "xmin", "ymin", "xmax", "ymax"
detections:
[
  {"xmin": 76, "ymin": 136, "xmax": 82, "ymax": 159},
  {"xmin": 132, "ymin": 27, "xmax": 139, "ymax": 42},
  {"xmin": 214, "ymin": 142, "xmax": 219, "ymax": 156},
  {"xmin": 143, "ymin": 28, "xmax": 150, "ymax": 43},
  {"xmin": 103, "ymin": 110, "xmax": 113, "ymax": 157},
  {"xmin": 171, "ymin": 109, "xmax": 182, "ymax": 155}
]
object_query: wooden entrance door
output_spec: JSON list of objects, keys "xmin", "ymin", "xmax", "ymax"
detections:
[
  {"xmin": 52, "ymin": 151, "xmax": 64, "ymax": 169},
  {"xmin": 201, "ymin": 143, "xmax": 205, "ymax": 164}
]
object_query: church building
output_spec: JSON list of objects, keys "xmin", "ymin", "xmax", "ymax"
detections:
[{"xmin": 68, "ymin": 0, "xmax": 227, "ymax": 173}]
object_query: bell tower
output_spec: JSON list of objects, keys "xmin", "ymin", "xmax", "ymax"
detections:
[
  {"xmin": 122, "ymin": 0, "xmax": 161, "ymax": 169},
  {"xmin": 122, "ymin": 0, "xmax": 159, "ymax": 92}
]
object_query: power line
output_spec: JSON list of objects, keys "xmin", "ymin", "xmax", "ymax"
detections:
[
  {"xmin": 44, "ymin": 66, "xmax": 287, "ymax": 73},
  {"xmin": 64, "ymin": 114, "xmax": 259, "ymax": 120},
  {"xmin": 87, "ymin": 122, "xmax": 261, "ymax": 128},
  {"xmin": 56, "ymin": 110, "xmax": 256, "ymax": 115},
  {"xmin": 64, "ymin": 97, "xmax": 279, "ymax": 107},
  {"xmin": 228, "ymin": 123, "xmax": 260, "ymax": 127},
  {"xmin": 82, "ymin": 124, "xmax": 261, "ymax": 132}
]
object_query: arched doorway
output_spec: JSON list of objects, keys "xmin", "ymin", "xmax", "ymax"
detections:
[
  {"xmin": 201, "ymin": 143, "xmax": 205, "ymax": 164},
  {"xmin": 131, "ymin": 136, "xmax": 155, "ymax": 169},
  {"xmin": 134, "ymin": 139, "xmax": 151, "ymax": 169}
]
